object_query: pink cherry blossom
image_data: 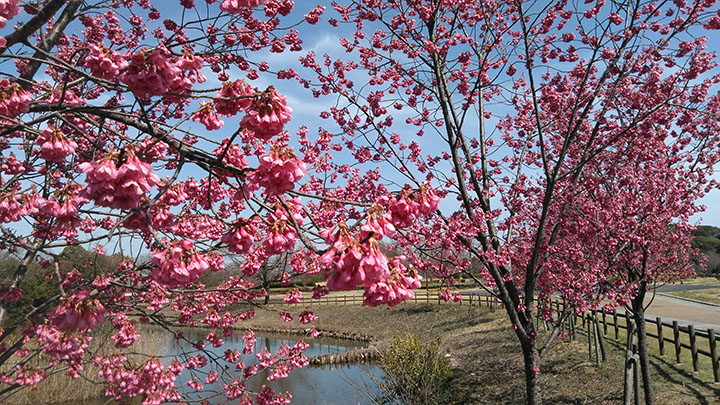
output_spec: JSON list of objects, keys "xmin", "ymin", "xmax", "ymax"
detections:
[
  {"xmin": 175, "ymin": 48, "xmax": 206, "ymax": 84},
  {"xmin": 363, "ymin": 257, "xmax": 421, "ymax": 307},
  {"xmin": 263, "ymin": 207, "xmax": 298, "ymax": 255},
  {"xmin": 219, "ymin": 0, "xmax": 266, "ymax": 14},
  {"xmin": 192, "ymin": 102, "xmax": 224, "ymax": 130},
  {"xmin": 0, "ymin": 79, "xmax": 32, "ymax": 117},
  {"xmin": 298, "ymin": 309, "xmax": 317, "ymax": 324},
  {"xmin": 111, "ymin": 313, "xmax": 140, "ymax": 348},
  {"xmin": 248, "ymin": 145, "xmax": 307, "ymax": 196},
  {"xmin": 36, "ymin": 125, "xmax": 77, "ymax": 162},
  {"xmin": 283, "ymin": 288, "xmax": 302, "ymax": 304},
  {"xmin": 215, "ymin": 80, "xmax": 254, "ymax": 116},
  {"xmin": 83, "ymin": 44, "xmax": 128, "ymax": 80},
  {"xmin": 240, "ymin": 87, "xmax": 293, "ymax": 140},
  {"xmin": 311, "ymin": 284, "xmax": 329, "ymax": 299},
  {"xmin": 0, "ymin": 0, "xmax": 20, "ymax": 29},
  {"xmin": 49, "ymin": 290, "xmax": 106, "ymax": 332},
  {"xmin": 221, "ymin": 218, "xmax": 257, "ymax": 254},
  {"xmin": 151, "ymin": 239, "xmax": 210, "ymax": 287},
  {"xmin": 0, "ymin": 193, "xmax": 21, "ymax": 223},
  {"xmin": 119, "ymin": 47, "xmax": 181, "ymax": 99},
  {"xmin": 79, "ymin": 148, "xmax": 160, "ymax": 210}
]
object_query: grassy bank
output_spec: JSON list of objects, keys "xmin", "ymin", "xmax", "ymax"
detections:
[{"xmin": 245, "ymin": 303, "xmax": 720, "ymax": 404}]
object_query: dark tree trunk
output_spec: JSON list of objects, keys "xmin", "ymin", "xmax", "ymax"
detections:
[
  {"xmin": 521, "ymin": 339, "xmax": 542, "ymax": 405},
  {"xmin": 631, "ymin": 289, "xmax": 655, "ymax": 405}
]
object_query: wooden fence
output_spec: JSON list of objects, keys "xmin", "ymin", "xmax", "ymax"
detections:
[{"xmin": 269, "ymin": 291, "xmax": 720, "ymax": 384}]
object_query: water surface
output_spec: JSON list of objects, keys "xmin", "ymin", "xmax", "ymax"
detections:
[{"xmin": 80, "ymin": 327, "xmax": 382, "ymax": 404}]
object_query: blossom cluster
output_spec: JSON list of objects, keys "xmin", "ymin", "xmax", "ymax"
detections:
[
  {"xmin": 151, "ymin": 240, "xmax": 210, "ymax": 287},
  {"xmin": 320, "ymin": 220, "xmax": 422, "ymax": 307},
  {"xmin": 80, "ymin": 148, "xmax": 160, "ymax": 210},
  {"xmin": 0, "ymin": 79, "xmax": 32, "ymax": 117},
  {"xmin": 35, "ymin": 125, "xmax": 78, "ymax": 162},
  {"xmin": 94, "ymin": 356, "xmax": 183, "ymax": 404},
  {"xmin": 248, "ymin": 146, "xmax": 308, "ymax": 196},
  {"xmin": 48, "ymin": 290, "xmax": 106, "ymax": 332}
]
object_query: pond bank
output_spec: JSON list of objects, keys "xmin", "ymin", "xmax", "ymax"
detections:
[{"xmin": 243, "ymin": 303, "xmax": 720, "ymax": 404}]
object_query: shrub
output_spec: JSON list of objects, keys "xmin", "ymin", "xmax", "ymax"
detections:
[{"xmin": 378, "ymin": 334, "xmax": 454, "ymax": 405}]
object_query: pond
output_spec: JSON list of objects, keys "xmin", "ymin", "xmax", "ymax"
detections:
[{"xmin": 80, "ymin": 327, "xmax": 383, "ymax": 405}]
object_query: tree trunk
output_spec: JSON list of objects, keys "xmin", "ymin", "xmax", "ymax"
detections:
[
  {"xmin": 521, "ymin": 339, "xmax": 542, "ymax": 405},
  {"xmin": 631, "ymin": 291, "xmax": 655, "ymax": 405}
]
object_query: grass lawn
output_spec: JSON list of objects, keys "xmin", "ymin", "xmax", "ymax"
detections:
[
  {"xmin": 677, "ymin": 277, "xmax": 720, "ymax": 286},
  {"xmin": 665, "ymin": 288, "xmax": 720, "ymax": 305},
  {"xmin": 245, "ymin": 303, "xmax": 720, "ymax": 404}
]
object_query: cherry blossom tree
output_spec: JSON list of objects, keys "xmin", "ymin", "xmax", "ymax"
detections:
[
  {"xmin": 295, "ymin": 1, "xmax": 720, "ymax": 403},
  {"xmin": 548, "ymin": 131, "xmax": 716, "ymax": 405}
]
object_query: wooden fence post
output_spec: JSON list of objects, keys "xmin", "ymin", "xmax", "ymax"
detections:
[
  {"xmin": 595, "ymin": 313, "xmax": 607, "ymax": 362},
  {"xmin": 558, "ymin": 303, "xmax": 564, "ymax": 338},
  {"xmin": 689, "ymin": 324, "xmax": 698, "ymax": 373},
  {"xmin": 593, "ymin": 313, "xmax": 601, "ymax": 366},
  {"xmin": 633, "ymin": 356, "xmax": 641, "ymax": 405},
  {"xmin": 624, "ymin": 320, "xmax": 638, "ymax": 405},
  {"xmin": 673, "ymin": 321, "xmax": 682, "ymax": 365},
  {"xmin": 613, "ymin": 309, "xmax": 619, "ymax": 340},
  {"xmin": 602, "ymin": 311, "xmax": 608, "ymax": 336},
  {"xmin": 708, "ymin": 329, "xmax": 719, "ymax": 384},
  {"xmin": 588, "ymin": 313, "xmax": 594, "ymax": 361},
  {"xmin": 625, "ymin": 311, "xmax": 632, "ymax": 337},
  {"xmin": 656, "ymin": 317, "xmax": 664, "ymax": 357}
]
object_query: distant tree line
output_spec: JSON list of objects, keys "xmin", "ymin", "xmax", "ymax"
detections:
[
  {"xmin": 692, "ymin": 225, "xmax": 720, "ymax": 278},
  {"xmin": 0, "ymin": 246, "xmax": 124, "ymax": 326}
]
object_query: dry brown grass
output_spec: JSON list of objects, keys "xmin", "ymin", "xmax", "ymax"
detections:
[
  {"xmin": 0, "ymin": 324, "xmax": 164, "ymax": 405},
  {"xmin": 245, "ymin": 303, "xmax": 720, "ymax": 404}
]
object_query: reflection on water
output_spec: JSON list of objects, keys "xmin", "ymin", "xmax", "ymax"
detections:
[{"xmin": 81, "ymin": 327, "xmax": 382, "ymax": 404}]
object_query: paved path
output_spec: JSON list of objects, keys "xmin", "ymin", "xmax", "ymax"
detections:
[
  {"xmin": 643, "ymin": 292, "xmax": 719, "ymax": 332},
  {"xmin": 460, "ymin": 286, "xmax": 720, "ymax": 332}
]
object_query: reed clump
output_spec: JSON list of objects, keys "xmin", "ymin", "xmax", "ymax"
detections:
[{"xmin": 0, "ymin": 324, "xmax": 166, "ymax": 405}]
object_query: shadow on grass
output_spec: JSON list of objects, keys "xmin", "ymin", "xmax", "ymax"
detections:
[
  {"xmin": 650, "ymin": 357, "xmax": 720, "ymax": 405},
  {"xmin": 395, "ymin": 304, "xmax": 436, "ymax": 315},
  {"xmin": 433, "ymin": 315, "xmax": 496, "ymax": 333}
]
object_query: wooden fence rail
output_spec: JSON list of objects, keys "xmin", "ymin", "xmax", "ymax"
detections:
[{"xmin": 267, "ymin": 291, "xmax": 720, "ymax": 384}]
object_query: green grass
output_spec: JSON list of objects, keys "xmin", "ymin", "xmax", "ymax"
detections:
[
  {"xmin": 582, "ymin": 315, "xmax": 720, "ymax": 403},
  {"xmin": 679, "ymin": 277, "xmax": 720, "ymax": 286},
  {"xmin": 665, "ymin": 288, "xmax": 720, "ymax": 305}
]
